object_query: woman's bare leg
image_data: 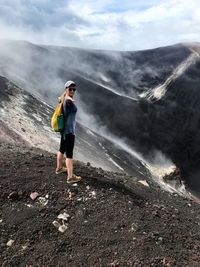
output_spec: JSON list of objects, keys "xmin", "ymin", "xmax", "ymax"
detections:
[
  {"xmin": 66, "ymin": 158, "xmax": 73, "ymax": 179},
  {"xmin": 57, "ymin": 151, "xmax": 64, "ymax": 170}
]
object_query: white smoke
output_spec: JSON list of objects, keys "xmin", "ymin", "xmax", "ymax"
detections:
[{"xmin": 145, "ymin": 150, "xmax": 176, "ymax": 178}]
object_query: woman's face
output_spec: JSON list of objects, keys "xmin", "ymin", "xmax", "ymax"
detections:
[{"xmin": 66, "ymin": 85, "xmax": 76, "ymax": 97}]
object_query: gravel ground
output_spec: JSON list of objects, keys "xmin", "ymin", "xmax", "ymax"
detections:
[{"xmin": 1, "ymin": 143, "xmax": 200, "ymax": 267}]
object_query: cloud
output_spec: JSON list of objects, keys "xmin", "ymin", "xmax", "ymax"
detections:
[{"xmin": 0, "ymin": 0, "xmax": 200, "ymax": 50}]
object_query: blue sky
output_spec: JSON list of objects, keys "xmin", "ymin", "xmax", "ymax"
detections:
[{"xmin": 0, "ymin": 0, "xmax": 200, "ymax": 51}]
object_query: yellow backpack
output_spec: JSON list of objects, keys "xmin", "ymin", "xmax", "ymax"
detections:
[{"xmin": 51, "ymin": 97, "xmax": 65, "ymax": 132}]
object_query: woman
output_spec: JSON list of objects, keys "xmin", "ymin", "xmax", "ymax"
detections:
[{"xmin": 56, "ymin": 80, "xmax": 81, "ymax": 184}]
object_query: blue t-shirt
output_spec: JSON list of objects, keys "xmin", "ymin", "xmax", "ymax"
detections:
[{"xmin": 63, "ymin": 97, "xmax": 77, "ymax": 134}]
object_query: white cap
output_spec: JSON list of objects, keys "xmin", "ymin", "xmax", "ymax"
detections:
[{"xmin": 64, "ymin": 80, "xmax": 76, "ymax": 88}]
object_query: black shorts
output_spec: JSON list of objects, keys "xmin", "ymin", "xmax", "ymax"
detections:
[{"xmin": 59, "ymin": 134, "xmax": 75, "ymax": 158}]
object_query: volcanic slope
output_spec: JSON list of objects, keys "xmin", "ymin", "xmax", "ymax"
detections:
[
  {"xmin": 0, "ymin": 75, "xmax": 148, "ymax": 177},
  {"xmin": 1, "ymin": 143, "xmax": 200, "ymax": 267},
  {"xmin": 2, "ymin": 40, "xmax": 200, "ymax": 193}
]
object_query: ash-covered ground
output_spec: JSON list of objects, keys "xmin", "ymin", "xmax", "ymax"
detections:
[{"xmin": 1, "ymin": 142, "xmax": 200, "ymax": 267}]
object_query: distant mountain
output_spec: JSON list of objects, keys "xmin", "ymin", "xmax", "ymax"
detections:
[
  {"xmin": 1, "ymin": 40, "xmax": 200, "ymax": 194},
  {"xmin": 0, "ymin": 40, "xmax": 193, "ymax": 103}
]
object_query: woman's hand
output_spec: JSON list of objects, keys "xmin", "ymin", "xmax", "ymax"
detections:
[{"xmin": 66, "ymin": 96, "xmax": 74, "ymax": 103}]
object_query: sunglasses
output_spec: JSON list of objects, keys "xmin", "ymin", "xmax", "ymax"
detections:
[{"xmin": 68, "ymin": 87, "xmax": 76, "ymax": 92}]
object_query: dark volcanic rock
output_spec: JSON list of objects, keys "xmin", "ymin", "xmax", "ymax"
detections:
[{"xmin": 1, "ymin": 143, "xmax": 200, "ymax": 267}]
